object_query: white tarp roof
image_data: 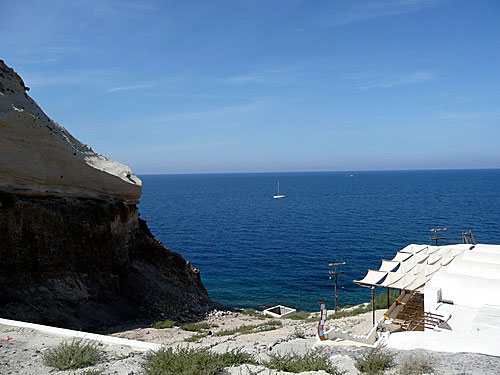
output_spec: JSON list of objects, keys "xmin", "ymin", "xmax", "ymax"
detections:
[
  {"xmin": 379, "ymin": 260, "xmax": 399, "ymax": 272},
  {"xmin": 400, "ymin": 258, "xmax": 417, "ymax": 273},
  {"xmin": 353, "ymin": 270, "xmax": 387, "ymax": 285},
  {"xmin": 389, "ymin": 273, "xmax": 417, "ymax": 289},
  {"xmin": 354, "ymin": 243, "xmax": 478, "ymax": 291},
  {"xmin": 400, "ymin": 244, "xmax": 429, "ymax": 254},
  {"xmin": 380, "ymin": 270, "xmax": 404, "ymax": 287},
  {"xmin": 406, "ymin": 274, "xmax": 431, "ymax": 291},
  {"xmin": 427, "ymin": 253, "xmax": 443, "ymax": 265},
  {"xmin": 391, "ymin": 252, "xmax": 412, "ymax": 262}
]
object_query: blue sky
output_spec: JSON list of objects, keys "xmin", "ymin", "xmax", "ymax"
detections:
[{"xmin": 2, "ymin": 0, "xmax": 499, "ymax": 173}]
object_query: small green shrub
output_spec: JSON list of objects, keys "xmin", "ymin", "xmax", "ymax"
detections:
[
  {"xmin": 327, "ymin": 291, "xmax": 400, "ymax": 321},
  {"xmin": 264, "ymin": 348, "xmax": 345, "ymax": 374},
  {"xmin": 151, "ymin": 320, "xmax": 176, "ymax": 329},
  {"xmin": 180, "ymin": 322, "xmax": 216, "ymax": 332},
  {"xmin": 42, "ymin": 339, "xmax": 103, "ymax": 370},
  {"xmin": 241, "ymin": 308, "xmax": 268, "ymax": 319},
  {"xmin": 372, "ymin": 291, "xmax": 400, "ymax": 310},
  {"xmin": 289, "ymin": 311, "xmax": 313, "ymax": 320},
  {"xmin": 184, "ymin": 332, "xmax": 209, "ymax": 343},
  {"xmin": 142, "ymin": 346, "xmax": 257, "ymax": 375},
  {"xmin": 217, "ymin": 320, "xmax": 282, "ymax": 336},
  {"xmin": 293, "ymin": 327, "xmax": 307, "ymax": 339},
  {"xmin": 354, "ymin": 347, "xmax": 395, "ymax": 375},
  {"xmin": 328, "ymin": 306, "xmax": 370, "ymax": 320},
  {"xmin": 398, "ymin": 353, "xmax": 435, "ymax": 375}
]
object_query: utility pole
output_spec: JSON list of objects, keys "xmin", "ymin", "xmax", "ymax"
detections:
[
  {"xmin": 429, "ymin": 228, "xmax": 447, "ymax": 246},
  {"xmin": 328, "ymin": 262, "xmax": 346, "ymax": 313}
]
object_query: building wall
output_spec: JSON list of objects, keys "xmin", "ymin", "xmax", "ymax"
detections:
[{"xmin": 426, "ymin": 272, "xmax": 500, "ymax": 309}]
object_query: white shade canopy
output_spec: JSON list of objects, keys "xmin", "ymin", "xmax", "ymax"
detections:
[
  {"xmin": 353, "ymin": 270, "xmax": 387, "ymax": 286},
  {"xmin": 427, "ymin": 253, "xmax": 443, "ymax": 265},
  {"xmin": 400, "ymin": 258, "xmax": 417, "ymax": 273},
  {"xmin": 411, "ymin": 263, "xmax": 425, "ymax": 275},
  {"xmin": 441, "ymin": 253, "xmax": 454, "ymax": 266},
  {"xmin": 425, "ymin": 263, "xmax": 441, "ymax": 277},
  {"xmin": 406, "ymin": 274, "xmax": 431, "ymax": 291},
  {"xmin": 400, "ymin": 244, "xmax": 429, "ymax": 254},
  {"xmin": 389, "ymin": 273, "xmax": 417, "ymax": 289},
  {"xmin": 353, "ymin": 244, "xmax": 478, "ymax": 291},
  {"xmin": 391, "ymin": 252, "xmax": 412, "ymax": 262},
  {"xmin": 413, "ymin": 252, "xmax": 429, "ymax": 264},
  {"xmin": 380, "ymin": 270, "xmax": 405, "ymax": 287},
  {"xmin": 379, "ymin": 260, "xmax": 399, "ymax": 272}
]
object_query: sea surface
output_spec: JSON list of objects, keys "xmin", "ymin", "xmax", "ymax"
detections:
[{"xmin": 139, "ymin": 169, "xmax": 499, "ymax": 311}]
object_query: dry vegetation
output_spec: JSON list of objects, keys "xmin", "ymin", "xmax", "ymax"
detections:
[{"xmin": 42, "ymin": 339, "xmax": 103, "ymax": 371}]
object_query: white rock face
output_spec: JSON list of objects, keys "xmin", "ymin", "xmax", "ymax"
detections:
[{"xmin": 0, "ymin": 61, "xmax": 141, "ymax": 204}]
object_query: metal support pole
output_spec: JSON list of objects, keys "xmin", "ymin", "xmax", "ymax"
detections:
[
  {"xmin": 372, "ymin": 287, "xmax": 375, "ymax": 326},
  {"xmin": 387, "ymin": 287, "xmax": 390, "ymax": 309}
]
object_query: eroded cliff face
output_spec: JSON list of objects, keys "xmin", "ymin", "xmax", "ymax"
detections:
[
  {"xmin": 0, "ymin": 61, "xmax": 215, "ymax": 330},
  {"xmin": 0, "ymin": 61, "xmax": 141, "ymax": 204}
]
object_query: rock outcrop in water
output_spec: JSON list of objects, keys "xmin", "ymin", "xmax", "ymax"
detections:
[{"xmin": 0, "ymin": 60, "xmax": 215, "ymax": 330}]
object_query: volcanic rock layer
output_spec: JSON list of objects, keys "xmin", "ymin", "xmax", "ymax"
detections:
[{"xmin": 0, "ymin": 60, "xmax": 215, "ymax": 330}]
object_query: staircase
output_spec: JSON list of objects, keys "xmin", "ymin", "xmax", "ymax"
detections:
[
  {"xmin": 402, "ymin": 311, "xmax": 445, "ymax": 331},
  {"xmin": 386, "ymin": 291, "xmax": 446, "ymax": 331}
]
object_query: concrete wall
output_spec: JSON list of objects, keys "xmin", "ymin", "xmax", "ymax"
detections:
[
  {"xmin": 426, "ymin": 272, "xmax": 500, "ymax": 309},
  {"xmin": 446, "ymin": 260, "xmax": 500, "ymax": 280},
  {"xmin": 472, "ymin": 244, "xmax": 500, "ymax": 255}
]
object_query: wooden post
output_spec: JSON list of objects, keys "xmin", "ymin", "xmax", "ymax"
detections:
[
  {"xmin": 387, "ymin": 287, "xmax": 390, "ymax": 309},
  {"xmin": 469, "ymin": 230, "xmax": 476, "ymax": 245},
  {"xmin": 429, "ymin": 228, "xmax": 447, "ymax": 246},
  {"xmin": 328, "ymin": 262, "xmax": 346, "ymax": 313},
  {"xmin": 372, "ymin": 286, "xmax": 375, "ymax": 326},
  {"xmin": 334, "ymin": 271, "xmax": 338, "ymax": 312}
]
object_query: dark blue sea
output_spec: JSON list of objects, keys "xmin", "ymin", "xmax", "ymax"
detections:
[{"xmin": 138, "ymin": 169, "xmax": 499, "ymax": 311}]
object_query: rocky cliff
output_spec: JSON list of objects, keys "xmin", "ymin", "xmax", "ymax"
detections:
[{"xmin": 0, "ymin": 61, "xmax": 215, "ymax": 330}]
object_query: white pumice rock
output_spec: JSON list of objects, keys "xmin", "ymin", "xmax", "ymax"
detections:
[{"xmin": 0, "ymin": 61, "xmax": 141, "ymax": 204}]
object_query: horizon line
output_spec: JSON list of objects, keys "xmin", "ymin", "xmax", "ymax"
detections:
[{"xmin": 136, "ymin": 167, "xmax": 499, "ymax": 176}]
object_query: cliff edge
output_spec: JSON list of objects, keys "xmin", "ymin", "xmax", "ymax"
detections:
[
  {"xmin": 0, "ymin": 60, "xmax": 215, "ymax": 330},
  {"xmin": 0, "ymin": 61, "xmax": 141, "ymax": 204}
]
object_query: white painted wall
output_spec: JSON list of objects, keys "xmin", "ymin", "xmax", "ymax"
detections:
[
  {"xmin": 446, "ymin": 259, "xmax": 500, "ymax": 280},
  {"xmin": 472, "ymin": 244, "xmax": 500, "ymax": 255},
  {"xmin": 426, "ymin": 272, "xmax": 500, "ymax": 308}
]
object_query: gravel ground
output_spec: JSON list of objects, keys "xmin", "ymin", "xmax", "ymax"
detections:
[
  {"xmin": 0, "ymin": 324, "xmax": 144, "ymax": 375},
  {"xmin": 1, "ymin": 309, "xmax": 499, "ymax": 375}
]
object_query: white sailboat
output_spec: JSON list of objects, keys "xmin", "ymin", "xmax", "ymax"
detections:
[{"xmin": 273, "ymin": 181, "xmax": 285, "ymax": 199}]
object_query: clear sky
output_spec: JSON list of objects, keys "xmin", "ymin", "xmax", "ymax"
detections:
[{"xmin": 2, "ymin": 0, "xmax": 499, "ymax": 174}]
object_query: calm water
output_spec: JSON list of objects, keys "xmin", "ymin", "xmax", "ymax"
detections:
[{"xmin": 139, "ymin": 170, "xmax": 499, "ymax": 311}]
